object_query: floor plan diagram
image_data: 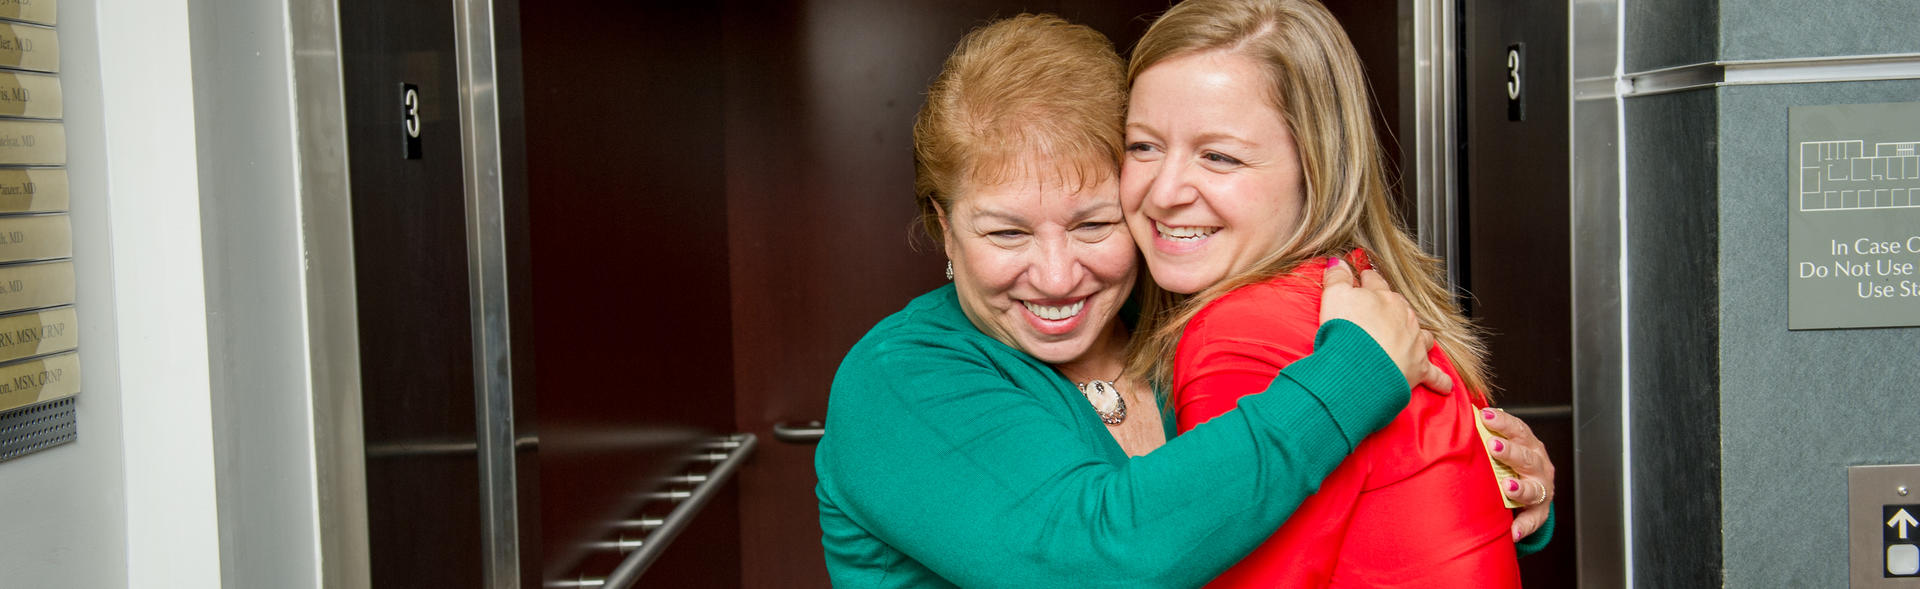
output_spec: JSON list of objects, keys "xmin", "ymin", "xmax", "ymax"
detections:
[{"xmin": 1799, "ymin": 139, "xmax": 1920, "ymax": 212}]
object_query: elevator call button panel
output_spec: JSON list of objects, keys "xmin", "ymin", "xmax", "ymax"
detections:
[{"xmin": 1851, "ymin": 465, "xmax": 1920, "ymax": 585}]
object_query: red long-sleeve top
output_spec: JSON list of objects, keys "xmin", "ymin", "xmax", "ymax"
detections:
[{"xmin": 1171, "ymin": 257, "xmax": 1522, "ymax": 588}]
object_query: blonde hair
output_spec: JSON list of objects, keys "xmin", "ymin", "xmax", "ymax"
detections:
[
  {"xmin": 1123, "ymin": 0, "xmax": 1491, "ymax": 399},
  {"xmin": 913, "ymin": 14, "xmax": 1127, "ymax": 243}
]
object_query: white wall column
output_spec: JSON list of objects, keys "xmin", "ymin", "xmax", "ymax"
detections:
[{"xmin": 97, "ymin": 0, "xmax": 222, "ymax": 585}]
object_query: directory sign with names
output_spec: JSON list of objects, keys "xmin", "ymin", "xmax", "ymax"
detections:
[
  {"xmin": 1788, "ymin": 102, "xmax": 1920, "ymax": 330},
  {"xmin": 0, "ymin": 2, "xmax": 70, "ymax": 464}
]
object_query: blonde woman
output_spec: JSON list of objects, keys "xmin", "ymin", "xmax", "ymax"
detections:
[{"xmin": 1121, "ymin": 0, "xmax": 1547, "ymax": 586}]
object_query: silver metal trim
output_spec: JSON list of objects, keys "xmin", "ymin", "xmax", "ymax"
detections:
[
  {"xmin": 1573, "ymin": 76, "xmax": 1628, "ymax": 102},
  {"xmin": 1569, "ymin": 0, "xmax": 1628, "ymax": 584},
  {"xmin": 1406, "ymin": 0, "xmax": 1461, "ymax": 287},
  {"xmin": 1625, "ymin": 62, "xmax": 1725, "ymax": 97},
  {"xmin": 597, "ymin": 433, "xmax": 759, "ymax": 589},
  {"xmin": 772, "ymin": 420, "xmax": 825, "ymax": 444},
  {"xmin": 614, "ymin": 518, "xmax": 666, "ymax": 531},
  {"xmin": 1624, "ymin": 53, "xmax": 1920, "ymax": 97},
  {"xmin": 288, "ymin": 0, "xmax": 372, "ymax": 586},
  {"xmin": 1726, "ymin": 52, "xmax": 1920, "ymax": 84},
  {"xmin": 452, "ymin": 0, "xmax": 521, "ymax": 586},
  {"xmin": 363, "ymin": 435, "xmax": 539, "ymax": 458},
  {"xmin": 1499, "ymin": 404, "xmax": 1574, "ymax": 420}
]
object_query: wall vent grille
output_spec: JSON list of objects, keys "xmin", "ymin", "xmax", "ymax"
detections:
[{"xmin": 0, "ymin": 396, "xmax": 76, "ymax": 463}]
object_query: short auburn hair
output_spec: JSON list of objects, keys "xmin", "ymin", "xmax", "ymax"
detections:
[{"xmin": 913, "ymin": 14, "xmax": 1126, "ymax": 243}]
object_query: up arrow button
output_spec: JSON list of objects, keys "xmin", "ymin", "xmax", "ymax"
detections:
[{"xmin": 1892, "ymin": 509, "xmax": 1920, "ymax": 540}]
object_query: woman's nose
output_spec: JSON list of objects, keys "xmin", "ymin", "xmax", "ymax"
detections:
[
  {"xmin": 1144, "ymin": 159, "xmax": 1199, "ymax": 211},
  {"xmin": 1029, "ymin": 239, "xmax": 1083, "ymax": 296}
]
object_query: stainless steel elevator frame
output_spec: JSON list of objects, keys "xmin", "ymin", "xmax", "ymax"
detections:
[
  {"xmin": 452, "ymin": 0, "xmax": 525, "ymax": 586},
  {"xmin": 1404, "ymin": 0, "xmax": 1631, "ymax": 584},
  {"xmin": 1402, "ymin": 0, "xmax": 1462, "ymax": 290},
  {"xmin": 289, "ymin": 0, "xmax": 373, "ymax": 587},
  {"xmin": 1569, "ymin": 0, "xmax": 1628, "ymax": 585}
]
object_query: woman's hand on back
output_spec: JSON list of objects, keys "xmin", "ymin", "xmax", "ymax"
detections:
[
  {"xmin": 1482, "ymin": 408, "xmax": 1557, "ymax": 540},
  {"xmin": 1319, "ymin": 259, "xmax": 1453, "ymax": 394}
]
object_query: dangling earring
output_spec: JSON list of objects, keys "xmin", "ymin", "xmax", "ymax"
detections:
[{"xmin": 945, "ymin": 261, "xmax": 954, "ymax": 281}]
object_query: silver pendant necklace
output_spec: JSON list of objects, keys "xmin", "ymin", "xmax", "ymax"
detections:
[{"xmin": 1076, "ymin": 377, "xmax": 1127, "ymax": 425}]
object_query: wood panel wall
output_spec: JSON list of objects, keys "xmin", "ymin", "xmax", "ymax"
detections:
[{"xmin": 520, "ymin": 2, "xmax": 741, "ymax": 586}]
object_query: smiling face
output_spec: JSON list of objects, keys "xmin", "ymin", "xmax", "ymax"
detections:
[
  {"xmin": 1121, "ymin": 50, "xmax": 1306, "ymax": 295},
  {"xmin": 943, "ymin": 172, "xmax": 1138, "ymax": 366}
]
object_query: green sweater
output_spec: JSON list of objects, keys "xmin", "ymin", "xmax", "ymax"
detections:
[{"xmin": 816, "ymin": 285, "xmax": 1412, "ymax": 588}]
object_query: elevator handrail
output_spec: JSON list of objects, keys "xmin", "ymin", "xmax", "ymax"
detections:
[
  {"xmin": 772, "ymin": 420, "xmax": 825, "ymax": 444},
  {"xmin": 565, "ymin": 432, "xmax": 758, "ymax": 589}
]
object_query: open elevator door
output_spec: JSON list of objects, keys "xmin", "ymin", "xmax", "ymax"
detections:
[
  {"xmin": 340, "ymin": 0, "xmax": 755, "ymax": 586},
  {"xmin": 1455, "ymin": 0, "xmax": 1579, "ymax": 581},
  {"xmin": 332, "ymin": 0, "xmax": 1584, "ymax": 585}
]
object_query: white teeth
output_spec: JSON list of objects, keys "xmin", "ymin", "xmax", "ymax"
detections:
[
  {"xmin": 1155, "ymin": 221, "xmax": 1218, "ymax": 241},
  {"xmin": 1023, "ymin": 299, "xmax": 1085, "ymax": 321}
]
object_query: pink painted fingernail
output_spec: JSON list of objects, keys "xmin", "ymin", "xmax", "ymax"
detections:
[
  {"xmin": 1483, "ymin": 409, "xmax": 1496, "ymax": 421},
  {"xmin": 1492, "ymin": 439, "xmax": 1505, "ymax": 452},
  {"xmin": 1326, "ymin": 257, "xmax": 1341, "ymax": 268},
  {"xmin": 1507, "ymin": 479, "xmax": 1520, "ymax": 493}
]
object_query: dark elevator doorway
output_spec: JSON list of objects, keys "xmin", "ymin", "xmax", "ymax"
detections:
[{"xmin": 342, "ymin": 1, "xmax": 1581, "ymax": 585}]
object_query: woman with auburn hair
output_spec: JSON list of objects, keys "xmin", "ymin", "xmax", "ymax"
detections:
[
  {"xmin": 817, "ymin": 11, "xmax": 1557, "ymax": 588},
  {"xmin": 1121, "ymin": 0, "xmax": 1548, "ymax": 585}
]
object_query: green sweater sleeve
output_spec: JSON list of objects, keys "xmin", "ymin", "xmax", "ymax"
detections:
[
  {"xmin": 818, "ymin": 319, "xmax": 1409, "ymax": 588},
  {"xmin": 1515, "ymin": 504, "xmax": 1556, "ymax": 557}
]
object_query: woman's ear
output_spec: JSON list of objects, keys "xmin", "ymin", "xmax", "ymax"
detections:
[{"xmin": 933, "ymin": 200, "xmax": 955, "ymax": 260}]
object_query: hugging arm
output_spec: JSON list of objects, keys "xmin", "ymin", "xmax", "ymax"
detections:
[
  {"xmin": 819, "ymin": 322, "xmax": 1406, "ymax": 588},
  {"xmin": 1320, "ymin": 260, "xmax": 1452, "ymax": 394}
]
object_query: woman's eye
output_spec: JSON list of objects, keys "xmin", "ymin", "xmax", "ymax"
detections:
[
  {"xmin": 1125, "ymin": 142, "xmax": 1157, "ymax": 154},
  {"xmin": 983, "ymin": 229, "xmax": 1030, "ymax": 244},
  {"xmin": 1073, "ymin": 222, "xmax": 1118, "ymax": 240},
  {"xmin": 1203, "ymin": 152, "xmax": 1243, "ymax": 166}
]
